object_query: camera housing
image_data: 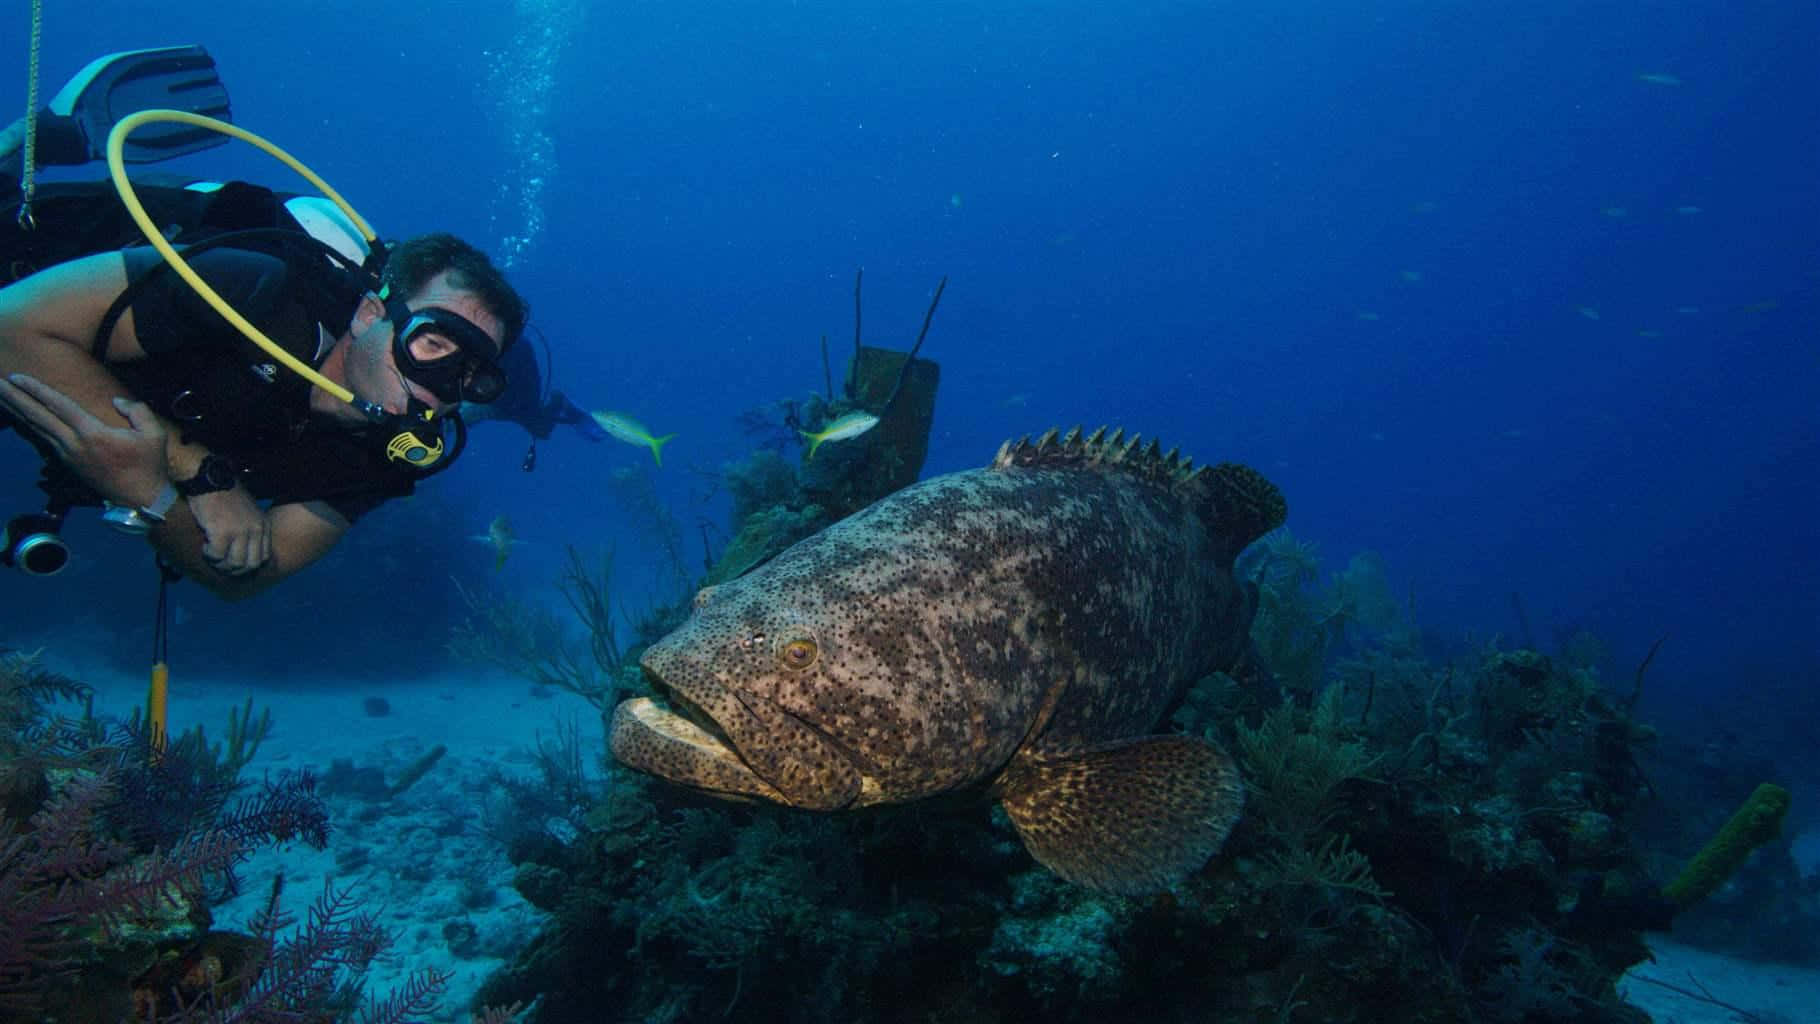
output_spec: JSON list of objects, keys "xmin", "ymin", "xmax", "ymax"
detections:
[{"xmin": 2, "ymin": 511, "xmax": 70, "ymax": 576}]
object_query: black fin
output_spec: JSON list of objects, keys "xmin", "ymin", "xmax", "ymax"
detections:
[
  {"xmin": 1200, "ymin": 461, "xmax": 1288, "ymax": 552},
  {"xmin": 998, "ymin": 734, "xmax": 1244, "ymax": 895},
  {"xmin": 47, "ymin": 45, "xmax": 232, "ymax": 165}
]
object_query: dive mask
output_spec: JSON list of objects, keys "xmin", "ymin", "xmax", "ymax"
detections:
[{"xmin": 384, "ymin": 299, "xmax": 509, "ymax": 404}]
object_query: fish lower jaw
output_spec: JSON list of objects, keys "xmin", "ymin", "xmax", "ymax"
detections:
[
  {"xmin": 624, "ymin": 696, "xmax": 728, "ymax": 749},
  {"xmin": 610, "ymin": 697, "xmax": 786, "ymax": 803}
]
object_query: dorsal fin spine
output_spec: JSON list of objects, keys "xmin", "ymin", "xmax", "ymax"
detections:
[{"xmin": 987, "ymin": 426, "xmax": 1288, "ymax": 556}]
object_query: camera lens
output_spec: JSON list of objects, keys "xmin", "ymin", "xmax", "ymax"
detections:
[
  {"xmin": 11, "ymin": 533, "xmax": 69, "ymax": 575},
  {"xmin": 3, "ymin": 514, "xmax": 70, "ymax": 576}
]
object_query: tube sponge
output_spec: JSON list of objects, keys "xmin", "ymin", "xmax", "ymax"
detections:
[
  {"xmin": 1662, "ymin": 782, "xmax": 1791, "ymax": 910},
  {"xmin": 386, "ymin": 744, "xmax": 448, "ymax": 799}
]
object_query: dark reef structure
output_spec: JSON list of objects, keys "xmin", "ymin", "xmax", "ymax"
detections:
[{"xmin": 713, "ymin": 271, "xmax": 943, "ymax": 586}]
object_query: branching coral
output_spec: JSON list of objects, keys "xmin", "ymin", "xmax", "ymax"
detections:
[
  {"xmin": 451, "ymin": 546, "xmax": 627, "ymax": 709},
  {"xmin": 1241, "ymin": 530, "xmax": 1402, "ymax": 699},
  {"xmin": 0, "ymin": 651, "xmax": 459, "ymax": 1023},
  {"xmin": 201, "ymin": 874, "xmax": 450, "ymax": 1024},
  {"xmin": 0, "ymin": 648, "xmax": 100, "ymax": 761},
  {"xmin": 1, "ymin": 772, "xmax": 131, "ymax": 1011},
  {"xmin": 477, "ymin": 715, "xmax": 603, "ymax": 851},
  {"xmin": 1235, "ymin": 687, "xmax": 1379, "ymax": 850},
  {"xmin": 103, "ymin": 704, "xmax": 277, "ymax": 852},
  {"xmin": 1, "ymin": 769, "xmax": 249, "ymax": 1016},
  {"xmin": 1231, "ymin": 686, "xmax": 1390, "ymax": 922},
  {"xmin": 1, "ymin": 650, "xmax": 107, "ymax": 827}
]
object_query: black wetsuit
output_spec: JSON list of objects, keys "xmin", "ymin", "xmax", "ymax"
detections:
[
  {"xmin": 2, "ymin": 180, "xmax": 418, "ymax": 521},
  {"xmin": 106, "ymin": 246, "xmax": 418, "ymax": 522}
]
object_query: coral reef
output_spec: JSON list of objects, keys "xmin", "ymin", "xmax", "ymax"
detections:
[
  {"xmin": 800, "ymin": 343, "xmax": 940, "ymax": 522},
  {"xmin": 0, "ymin": 649, "xmax": 455, "ymax": 1022},
  {"xmin": 473, "ymin": 526, "xmax": 1694, "ymax": 1023},
  {"xmin": 709, "ymin": 276, "xmax": 943, "ymax": 583},
  {"xmin": 451, "ymin": 547, "xmax": 635, "ymax": 711}
]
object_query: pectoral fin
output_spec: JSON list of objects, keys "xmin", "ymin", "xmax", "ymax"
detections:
[{"xmin": 997, "ymin": 734, "xmax": 1244, "ymax": 895}]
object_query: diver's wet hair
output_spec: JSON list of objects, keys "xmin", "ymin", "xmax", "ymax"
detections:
[{"xmin": 381, "ymin": 233, "xmax": 528, "ymax": 351}]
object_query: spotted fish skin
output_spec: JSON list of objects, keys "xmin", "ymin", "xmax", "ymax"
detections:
[{"xmin": 612, "ymin": 427, "xmax": 1286, "ymax": 892}]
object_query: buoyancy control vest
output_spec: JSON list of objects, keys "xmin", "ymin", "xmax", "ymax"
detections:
[{"xmin": 1, "ymin": 177, "xmax": 449, "ymax": 518}]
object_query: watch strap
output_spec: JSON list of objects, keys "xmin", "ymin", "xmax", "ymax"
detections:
[
  {"xmin": 175, "ymin": 454, "xmax": 240, "ymax": 497},
  {"xmin": 100, "ymin": 483, "xmax": 177, "ymax": 536},
  {"xmin": 140, "ymin": 483, "xmax": 180, "ymax": 524}
]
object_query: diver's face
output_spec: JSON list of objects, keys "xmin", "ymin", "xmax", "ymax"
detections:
[{"xmin": 348, "ymin": 271, "xmax": 507, "ymax": 415}]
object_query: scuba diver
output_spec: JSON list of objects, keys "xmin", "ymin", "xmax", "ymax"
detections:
[
  {"xmin": 464, "ymin": 330, "xmax": 610, "ymax": 473},
  {"xmin": 0, "ymin": 47, "xmax": 530, "ymax": 598}
]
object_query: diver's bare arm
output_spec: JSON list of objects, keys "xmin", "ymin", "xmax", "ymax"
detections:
[
  {"xmin": 0, "ymin": 254, "xmax": 145, "ymax": 412},
  {"xmin": 149, "ymin": 500, "xmax": 347, "ymax": 601},
  {"xmin": 0, "ymin": 253, "xmax": 217, "ymax": 479}
]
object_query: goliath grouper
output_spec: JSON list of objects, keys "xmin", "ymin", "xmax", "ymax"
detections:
[{"xmin": 610, "ymin": 426, "xmax": 1287, "ymax": 894}]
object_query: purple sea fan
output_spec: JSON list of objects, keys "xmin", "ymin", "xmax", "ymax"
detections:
[
  {"xmin": 2, "ymin": 771, "xmax": 243, "ymax": 1013},
  {"xmin": 200, "ymin": 875, "xmax": 452, "ymax": 1024},
  {"xmin": 0, "ymin": 772, "xmax": 130, "ymax": 1009},
  {"xmin": 220, "ymin": 771, "xmax": 332, "ymax": 853}
]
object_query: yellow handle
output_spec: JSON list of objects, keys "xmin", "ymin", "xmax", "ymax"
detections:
[{"xmin": 147, "ymin": 660, "xmax": 170, "ymax": 755}]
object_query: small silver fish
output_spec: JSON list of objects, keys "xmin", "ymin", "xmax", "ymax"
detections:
[
  {"xmin": 590, "ymin": 411, "xmax": 677, "ymax": 466},
  {"xmin": 799, "ymin": 410, "xmax": 880, "ymax": 459},
  {"xmin": 471, "ymin": 515, "xmax": 517, "ymax": 571}
]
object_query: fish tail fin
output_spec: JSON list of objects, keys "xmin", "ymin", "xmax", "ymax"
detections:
[
  {"xmin": 494, "ymin": 549, "xmax": 507, "ymax": 571},
  {"xmin": 800, "ymin": 431, "xmax": 823, "ymax": 460},
  {"xmin": 998, "ymin": 735, "xmax": 1244, "ymax": 895},
  {"xmin": 1199, "ymin": 462, "xmax": 1287, "ymax": 561},
  {"xmin": 648, "ymin": 433, "xmax": 677, "ymax": 467}
]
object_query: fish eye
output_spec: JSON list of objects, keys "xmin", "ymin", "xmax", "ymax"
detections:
[{"xmin": 778, "ymin": 637, "xmax": 819, "ymax": 671}]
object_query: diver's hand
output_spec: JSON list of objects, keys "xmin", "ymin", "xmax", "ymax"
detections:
[
  {"xmin": 187, "ymin": 486, "xmax": 272, "ymax": 575},
  {"xmin": 0, "ymin": 374, "xmax": 171, "ymax": 507}
]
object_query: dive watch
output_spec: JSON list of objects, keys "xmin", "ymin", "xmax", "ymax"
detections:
[{"xmin": 175, "ymin": 454, "xmax": 241, "ymax": 497}]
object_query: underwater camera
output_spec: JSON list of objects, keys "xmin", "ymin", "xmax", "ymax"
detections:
[{"xmin": 1, "ymin": 510, "xmax": 70, "ymax": 576}]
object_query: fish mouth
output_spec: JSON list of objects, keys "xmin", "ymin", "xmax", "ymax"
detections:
[
  {"xmin": 608, "ymin": 644, "xmax": 863, "ymax": 810},
  {"xmin": 643, "ymin": 666, "xmax": 733, "ymax": 747},
  {"xmin": 609, "ymin": 663, "xmax": 787, "ymax": 805}
]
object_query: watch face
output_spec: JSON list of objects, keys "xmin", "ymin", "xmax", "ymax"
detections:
[{"xmin": 203, "ymin": 457, "xmax": 238, "ymax": 489}]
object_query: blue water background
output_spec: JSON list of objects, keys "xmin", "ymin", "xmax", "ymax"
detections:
[{"xmin": 1, "ymin": 4, "xmax": 1814, "ymax": 733}]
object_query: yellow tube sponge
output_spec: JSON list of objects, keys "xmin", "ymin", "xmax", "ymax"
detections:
[{"xmin": 1662, "ymin": 782, "xmax": 1791, "ymax": 910}]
